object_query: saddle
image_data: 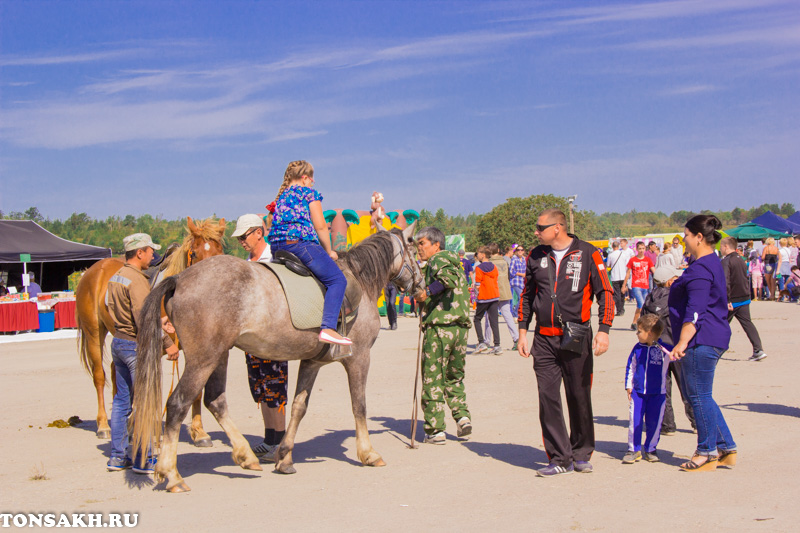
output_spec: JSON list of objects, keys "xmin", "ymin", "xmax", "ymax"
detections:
[{"xmin": 258, "ymin": 251, "xmax": 361, "ymax": 332}]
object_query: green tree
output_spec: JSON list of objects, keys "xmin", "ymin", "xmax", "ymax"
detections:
[{"xmin": 475, "ymin": 194, "xmax": 593, "ymax": 249}]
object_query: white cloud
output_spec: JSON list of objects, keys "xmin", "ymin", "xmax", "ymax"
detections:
[
  {"xmin": 660, "ymin": 84, "xmax": 719, "ymax": 96},
  {"xmin": 0, "ymin": 49, "xmax": 143, "ymax": 67}
]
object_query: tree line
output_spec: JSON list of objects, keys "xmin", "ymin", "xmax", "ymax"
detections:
[{"xmin": 3, "ymin": 200, "xmax": 796, "ymax": 255}]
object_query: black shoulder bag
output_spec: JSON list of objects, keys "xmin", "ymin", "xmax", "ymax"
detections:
[{"xmin": 547, "ymin": 255, "xmax": 592, "ymax": 354}]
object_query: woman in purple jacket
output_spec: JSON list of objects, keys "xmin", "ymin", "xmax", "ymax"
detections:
[{"xmin": 668, "ymin": 215, "xmax": 736, "ymax": 472}]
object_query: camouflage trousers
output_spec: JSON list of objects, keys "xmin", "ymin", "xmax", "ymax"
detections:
[{"xmin": 421, "ymin": 325, "xmax": 470, "ymax": 434}]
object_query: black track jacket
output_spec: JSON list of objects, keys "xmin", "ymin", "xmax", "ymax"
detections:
[{"xmin": 518, "ymin": 235, "xmax": 615, "ymax": 336}]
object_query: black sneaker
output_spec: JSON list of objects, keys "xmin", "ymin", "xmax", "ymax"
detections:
[
  {"xmin": 574, "ymin": 460, "xmax": 593, "ymax": 473},
  {"xmin": 536, "ymin": 463, "xmax": 574, "ymax": 477},
  {"xmin": 643, "ymin": 451, "xmax": 660, "ymax": 463},
  {"xmin": 107, "ymin": 457, "xmax": 132, "ymax": 471}
]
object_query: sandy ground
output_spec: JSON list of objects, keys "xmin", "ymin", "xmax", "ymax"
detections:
[{"xmin": 1, "ymin": 300, "xmax": 798, "ymax": 532}]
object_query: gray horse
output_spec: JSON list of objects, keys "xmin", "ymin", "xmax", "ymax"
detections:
[{"xmin": 132, "ymin": 224, "xmax": 423, "ymax": 492}]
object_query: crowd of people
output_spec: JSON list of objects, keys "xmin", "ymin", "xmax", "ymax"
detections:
[
  {"xmin": 384, "ymin": 211, "xmax": 798, "ymax": 476},
  {"xmin": 99, "ymin": 158, "xmax": 795, "ymax": 479}
]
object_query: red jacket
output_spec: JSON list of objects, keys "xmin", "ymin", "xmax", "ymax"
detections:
[{"xmin": 518, "ymin": 237, "xmax": 615, "ymax": 336}]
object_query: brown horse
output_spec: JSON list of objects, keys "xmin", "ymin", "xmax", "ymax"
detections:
[
  {"xmin": 75, "ymin": 217, "xmax": 226, "ymax": 442},
  {"xmin": 132, "ymin": 225, "xmax": 423, "ymax": 492}
]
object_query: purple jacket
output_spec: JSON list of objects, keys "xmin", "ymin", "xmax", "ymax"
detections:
[{"xmin": 668, "ymin": 253, "xmax": 731, "ymax": 350}]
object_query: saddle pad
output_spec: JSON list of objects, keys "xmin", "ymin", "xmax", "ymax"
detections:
[{"xmin": 257, "ymin": 262, "xmax": 325, "ymax": 330}]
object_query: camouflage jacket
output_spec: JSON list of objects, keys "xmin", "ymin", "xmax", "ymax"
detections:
[{"xmin": 420, "ymin": 250, "xmax": 471, "ymax": 329}]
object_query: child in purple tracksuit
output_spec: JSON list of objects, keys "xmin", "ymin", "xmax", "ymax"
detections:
[{"xmin": 622, "ymin": 314, "xmax": 672, "ymax": 464}]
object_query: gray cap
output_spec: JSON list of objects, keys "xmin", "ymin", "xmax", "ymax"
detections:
[
  {"xmin": 653, "ymin": 265, "xmax": 680, "ymax": 284},
  {"xmin": 232, "ymin": 214, "xmax": 264, "ymax": 237},
  {"xmin": 123, "ymin": 233, "xmax": 162, "ymax": 252}
]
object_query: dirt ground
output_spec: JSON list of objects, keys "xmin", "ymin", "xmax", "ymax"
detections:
[{"xmin": 1, "ymin": 300, "xmax": 798, "ymax": 532}]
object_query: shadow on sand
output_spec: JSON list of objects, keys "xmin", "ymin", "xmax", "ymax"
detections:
[{"xmin": 722, "ymin": 402, "xmax": 800, "ymax": 418}]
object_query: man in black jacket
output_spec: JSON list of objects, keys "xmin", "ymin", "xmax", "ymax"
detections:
[
  {"xmin": 720, "ymin": 237, "xmax": 766, "ymax": 361},
  {"xmin": 518, "ymin": 209, "xmax": 614, "ymax": 477}
]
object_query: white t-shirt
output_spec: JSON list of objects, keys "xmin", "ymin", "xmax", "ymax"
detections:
[
  {"xmin": 609, "ymin": 248, "xmax": 634, "ymax": 281},
  {"xmin": 552, "ymin": 241, "xmax": 573, "ymax": 275}
]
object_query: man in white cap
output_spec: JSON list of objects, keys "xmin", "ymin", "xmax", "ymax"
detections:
[
  {"xmin": 232, "ymin": 214, "xmax": 286, "ymax": 463},
  {"xmin": 106, "ymin": 233, "xmax": 179, "ymax": 474}
]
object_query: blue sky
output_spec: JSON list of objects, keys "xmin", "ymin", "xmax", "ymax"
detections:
[{"xmin": 1, "ymin": 0, "xmax": 798, "ymax": 221}]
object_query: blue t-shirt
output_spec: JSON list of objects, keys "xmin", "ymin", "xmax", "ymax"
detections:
[
  {"xmin": 268, "ymin": 186, "xmax": 323, "ymax": 245},
  {"xmin": 668, "ymin": 253, "xmax": 731, "ymax": 350}
]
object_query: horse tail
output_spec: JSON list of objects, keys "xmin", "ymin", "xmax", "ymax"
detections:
[
  {"xmin": 75, "ymin": 273, "xmax": 106, "ymax": 378},
  {"xmin": 76, "ymin": 314, "xmax": 98, "ymax": 376},
  {"xmin": 132, "ymin": 275, "xmax": 177, "ymax": 464}
]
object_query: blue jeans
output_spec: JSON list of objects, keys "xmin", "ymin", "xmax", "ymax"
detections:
[
  {"xmin": 631, "ymin": 287, "xmax": 649, "ymax": 309},
  {"xmin": 272, "ymin": 241, "xmax": 347, "ymax": 330},
  {"xmin": 109, "ymin": 338, "xmax": 152, "ymax": 462},
  {"xmin": 679, "ymin": 345, "xmax": 737, "ymax": 456},
  {"xmin": 511, "ymin": 286, "xmax": 523, "ymax": 317}
]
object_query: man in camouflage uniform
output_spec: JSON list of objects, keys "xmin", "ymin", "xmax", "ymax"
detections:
[{"xmin": 414, "ymin": 226, "xmax": 472, "ymax": 444}]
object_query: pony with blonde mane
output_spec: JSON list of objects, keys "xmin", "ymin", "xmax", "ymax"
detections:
[{"xmin": 75, "ymin": 217, "xmax": 226, "ymax": 443}]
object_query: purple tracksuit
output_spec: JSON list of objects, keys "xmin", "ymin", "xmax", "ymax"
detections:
[{"xmin": 625, "ymin": 341, "xmax": 671, "ymax": 453}]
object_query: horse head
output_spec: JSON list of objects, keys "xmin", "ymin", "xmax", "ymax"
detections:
[
  {"xmin": 378, "ymin": 222, "xmax": 424, "ymax": 295},
  {"xmin": 186, "ymin": 216, "xmax": 226, "ymax": 264}
]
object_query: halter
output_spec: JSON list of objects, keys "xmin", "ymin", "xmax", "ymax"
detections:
[{"xmin": 388, "ymin": 231, "xmax": 422, "ymax": 294}]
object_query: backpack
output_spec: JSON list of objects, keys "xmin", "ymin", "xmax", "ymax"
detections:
[{"xmin": 641, "ymin": 285, "xmax": 673, "ymax": 345}]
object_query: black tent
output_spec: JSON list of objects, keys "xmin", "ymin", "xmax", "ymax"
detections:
[{"xmin": 0, "ymin": 220, "xmax": 111, "ymax": 292}]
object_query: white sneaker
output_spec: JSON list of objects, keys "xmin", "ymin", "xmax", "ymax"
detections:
[
  {"xmin": 752, "ymin": 350, "xmax": 767, "ymax": 361},
  {"xmin": 423, "ymin": 431, "xmax": 446, "ymax": 445},
  {"xmin": 456, "ymin": 417, "xmax": 472, "ymax": 440}
]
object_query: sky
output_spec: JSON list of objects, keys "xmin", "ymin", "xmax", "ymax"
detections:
[{"xmin": 1, "ymin": 0, "xmax": 799, "ymax": 221}]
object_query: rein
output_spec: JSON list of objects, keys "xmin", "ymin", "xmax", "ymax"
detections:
[{"xmin": 388, "ymin": 232, "xmax": 420, "ymax": 295}]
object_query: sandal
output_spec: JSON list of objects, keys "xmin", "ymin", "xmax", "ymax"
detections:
[
  {"xmin": 680, "ymin": 454, "xmax": 718, "ymax": 472},
  {"xmin": 717, "ymin": 450, "xmax": 737, "ymax": 468}
]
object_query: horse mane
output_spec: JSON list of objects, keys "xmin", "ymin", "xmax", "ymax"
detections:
[
  {"xmin": 340, "ymin": 229, "xmax": 398, "ymax": 297},
  {"xmin": 161, "ymin": 217, "xmax": 226, "ymax": 278}
]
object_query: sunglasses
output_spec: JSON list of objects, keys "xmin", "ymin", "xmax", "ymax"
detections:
[
  {"xmin": 237, "ymin": 228, "xmax": 257, "ymax": 242},
  {"xmin": 536, "ymin": 222, "xmax": 558, "ymax": 232}
]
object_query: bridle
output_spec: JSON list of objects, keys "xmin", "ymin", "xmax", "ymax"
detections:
[{"xmin": 388, "ymin": 231, "xmax": 422, "ymax": 294}]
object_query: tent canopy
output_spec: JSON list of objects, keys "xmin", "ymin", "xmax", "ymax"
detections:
[
  {"xmin": 788, "ymin": 211, "xmax": 800, "ymax": 226},
  {"xmin": 0, "ymin": 220, "xmax": 111, "ymax": 262},
  {"xmin": 749, "ymin": 211, "xmax": 800, "ymax": 235},
  {"xmin": 725, "ymin": 222, "xmax": 786, "ymax": 240}
]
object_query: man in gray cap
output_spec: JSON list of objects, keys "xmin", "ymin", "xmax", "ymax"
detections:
[
  {"xmin": 106, "ymin": 233, "xmax": 179, "ymax": 474},
  {"xmin": 232, "ymin": 214, "xmax": 286, "ymax": 463}
]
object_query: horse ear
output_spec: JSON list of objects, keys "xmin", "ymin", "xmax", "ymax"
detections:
[
  {"xmin": 375, "ymin": 222, "xmax": 388, "ymax": 232},
  {"xmin": 187, "ymin": 217, "xmax": 197, "ymax": 234},
  {"xmin": 218, "ymin": 218, "xmax": 226, "ymax": 227},
  {"xmin": 402, "ymin": 222, "xmax": 417, "ymax": 242}
]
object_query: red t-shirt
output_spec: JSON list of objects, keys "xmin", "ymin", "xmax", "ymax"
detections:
[{"xmin": 627, "ymin": 256, "xmax": 654, "ymax": 289}]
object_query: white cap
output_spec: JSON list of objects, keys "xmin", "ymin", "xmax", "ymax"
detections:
[
  {"xmin": 123, "ymin": 233, "xmax": 162, "ymax": 252},
  {"xmin": 232, "ymin": 214, "xmax": 264, "ymax": 237}
]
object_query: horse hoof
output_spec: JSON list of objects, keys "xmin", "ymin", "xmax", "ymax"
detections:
[
  {"xmin": 241, "ymin": 461, "xmax": 262, "ymax": 471},
  {"xmin": 275, "ymin": 463, "xmax": 296, "ymax": 475},
  {"xmin": 96, "ymin": 429, "xmax": 111, "ymax": 440},
  {"xmin": 369, "ymin": 458, "xmax": 387, "ymax": 467},
  {"xmin": 194, "ymin": 438, "xmax": 213, "ymax": 448},
  {"xmin": 168, "ymin": 482, "xmax": 191, "ymax": 493}
]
